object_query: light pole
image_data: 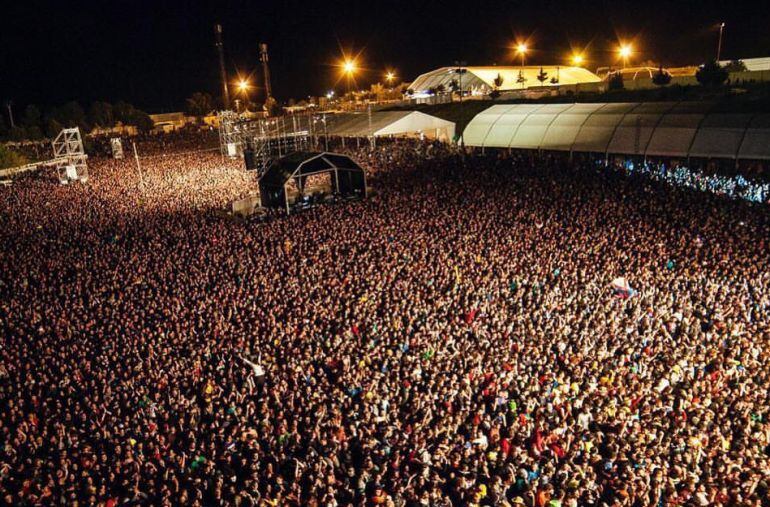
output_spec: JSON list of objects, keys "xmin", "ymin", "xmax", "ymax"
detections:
[
  {"xmin": 717, "ymin": 22, "xmax": 725, "ymax": 61},
  {"xmin": 5, "ymin": 101, "xmax": 14, "ymax": 128}
]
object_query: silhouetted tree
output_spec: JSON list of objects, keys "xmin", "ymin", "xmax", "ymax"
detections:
[
  {"xmin": 696, "ymin": 60, "xmax": 729, "ymax": 87},
  {"xmin": 652, "ymin": 65, "xmax": 672, "ymax": 86},
  {"xmin": 536, "ymin": 67, "xmax": 549, "ymax": 85},
  {"xmin": 489, "ymin": 73, "xmax": 504, "ymax": 99},
  {"xmin": 113, "ymin": 101, "xmax": 135, "ymax": 125},
  {"xmin": 723, "ymin": 60, "xmax": 747, "ymax": 73},
  {"xmin": 56, "ymin": 101, "xmax": 88, "ymax": 131},
  {"xmin": 185, "ymin": 92, "xmax": 214, "ymax": 119},
  {"xmin": 88, "ymin": 102, "xmax": 115, "ymax": 129},
  {"xmin": 516, "ymin": 71, "xmax": 527, "ymax": 88},
  {"xmin": 608, "ymin": 71, "xmax": 625, "ymax": 91},
  {"xmin": 131, "ymin": 110, "xmax": 154, "ymax": 132}
]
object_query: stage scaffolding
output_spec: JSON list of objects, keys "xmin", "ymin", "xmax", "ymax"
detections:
[
  {"xmin": 53, "ymin": 128, "xmax": 89, "ymax": 182},
  {"xmin": 217, "ymin": 111, "xmax": 327, "ymax": 176}
]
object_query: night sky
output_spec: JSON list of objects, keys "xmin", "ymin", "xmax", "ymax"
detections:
[{"xmin": 2, "ymin": 0, "xmax": 768, "ymax": 112}]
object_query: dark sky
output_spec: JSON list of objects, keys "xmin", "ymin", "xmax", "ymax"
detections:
[{"xmin": 2, "ymin": 0, "xmax": 769, "ymax": 112}]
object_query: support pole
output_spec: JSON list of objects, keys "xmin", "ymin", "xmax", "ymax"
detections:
[
  {"xmin": 717, "ymin": 23, "xmax": 725, "ymax": 61},
  {"xmin": 214, "ymin": 24, "xmax": 230, "ymax": 109},
  {"xmin": 260, "ymin": 43, "xmax": 273, "ymax": 102},
  {"xmin": 132, "ymin": 142, "xmax": 145, "ymax": 190}
]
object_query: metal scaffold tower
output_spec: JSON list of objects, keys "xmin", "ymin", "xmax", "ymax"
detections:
[
  {"xmin": 218, "ymin": 112, "xmax": 319, "ymax": 176},
  {"xmin": 53, "ymin": 128, "xmax": 89, "ymax": 182}
]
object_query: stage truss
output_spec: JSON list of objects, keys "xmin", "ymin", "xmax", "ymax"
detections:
[
  {"xmin": 53, "ymin": 128, "xmax": 89, "ymax": 183},
  {"xmin": 217, "ymin": 111, "xmax": 327, "ymax": 176},
  {"xmin": 0, "ymin": 127, "xmax": 89, "ymax": 183}
]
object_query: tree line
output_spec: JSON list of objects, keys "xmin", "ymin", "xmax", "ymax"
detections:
[{"xmin": 0, "ymin": 101, "xmax": 154, "ymax": 142}]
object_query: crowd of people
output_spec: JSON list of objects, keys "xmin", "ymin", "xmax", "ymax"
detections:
[
  {"xmin": 612, "ymin": 159, "xmax": 770, "ymax": 203},
  {"xmin": 1, "ymin": 134, "xmax": 769, "ymax": 506}
]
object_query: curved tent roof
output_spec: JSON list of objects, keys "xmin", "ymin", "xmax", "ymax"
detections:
[
  {"xmin": 260, "ymin": 151, "xmax": 364, "ymax": 187},
  {"xmin": 462, "ymin": 102, "xmax": 770, "ymax": 160},
  {"xmin": 738, "ymin": 114, "xmax": 770, "ymax": 160},
  {"xmin": 485, "ymin": 104, "xmax": 544, "ymax": 147},
  {"xmin": 510, "ymin": 103, "xmax": 573, "ymax": 149},
  {"xmin": 539, "ymin": 103, "xmax": 604, "ymax": 151},
  {"xmin": 409, "ymin": 66, "xmax": 601, "ymax": 95},
  {"xmin": 571, "ymin": 103, "xmax": 637, "ymax": 153},
  {"xmin": 690, "ymin": 113, "xmax": 754, "ymax": 159}
]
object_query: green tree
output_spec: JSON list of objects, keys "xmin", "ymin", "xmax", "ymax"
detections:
[
  {"xmin": 536, "ymin": 67, "xmax": 549, "ymax": 85},
  {"xmin": 185, "ymin": 92, "xmax": 214, "ymax": 119},
  {"xmin": 696, "ymin": 60, "xmax": 729, "ymax": 87},
  {"xmin": 89, "ymin": 101, "xmax": 115, "ymax": 129},
  {"xmin": 652, "ymin": 65, "xmax": 672, "ymax": 86},
  {"xmin": 608, "ymin": 71, "xmax": 625, "ymax": 91},
  {"xmin": 0, "ymin": 144, "xmax": 27, "ymax": 169}
]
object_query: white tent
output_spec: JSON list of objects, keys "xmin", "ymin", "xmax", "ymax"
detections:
[
  {"xmin": 462, "ymin": 101, "xmax": 770, "ymax": 160},
  {"xmin": 409, "ymin": 66, "xmax": 602, "ymax": 97},
  {"xmin": 326, "ymin": 111, "xmax": 455, "ymax": 142}
]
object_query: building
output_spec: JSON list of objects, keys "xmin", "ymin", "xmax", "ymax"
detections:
[
  {"xmin": 408, "ymin": 66, "xmax": 602, "ymax": 97},
  {"xmin": 149, "ymin": 112, "xmax": 192, "ymax": 133}
]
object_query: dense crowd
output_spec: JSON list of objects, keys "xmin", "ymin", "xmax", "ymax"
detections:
[
  {"xmin": 614, "ymin": 160, "xmax": 770, "ymax": 203},
  {"xmin": 1, "ymin": 136, "xmax": 769, "ymax": 507}
]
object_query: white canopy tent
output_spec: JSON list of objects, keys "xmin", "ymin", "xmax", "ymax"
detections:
[{"xmin": 325, "ymin": 111, "xmax": 455, "ymax": 142}]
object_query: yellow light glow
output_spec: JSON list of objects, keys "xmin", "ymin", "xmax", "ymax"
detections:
[
  {"xmin": 516, "ymin": 43, "xmax": 528, "ymax": 55},
  {"xmin": 343, "ymin": 60, "xmax": 356, "ymax": 74},
  {"xmin": 237, "ymin": 79, "xmax": 249, "ymax": 92},
  {"xmin": 618, "ymin": 44, "xmax": 633, "ymax": 59},
  {"xmin": 386, "ymin": 72, "xmax": 395, "ymax": 82},
  {"xmin": 571, "ymin": 54, "xmax": 584, "ymax": 66}
]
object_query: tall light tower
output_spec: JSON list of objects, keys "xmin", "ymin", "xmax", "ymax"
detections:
[
  {"xmin": 717, "ymin": 22, "xmax": 726, "ymax": 61},
  {"xmin": 260, "ymin": 43, "xmax": 273, "ymax": 102},
  {"xmin": 214, "ymin": 24, "xmax": 230, "ymax": 109}
]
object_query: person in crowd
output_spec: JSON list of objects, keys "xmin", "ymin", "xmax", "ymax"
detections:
[{"xmin": 0, "ymin": 132, "xmax": 768, "ymax": 506}]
